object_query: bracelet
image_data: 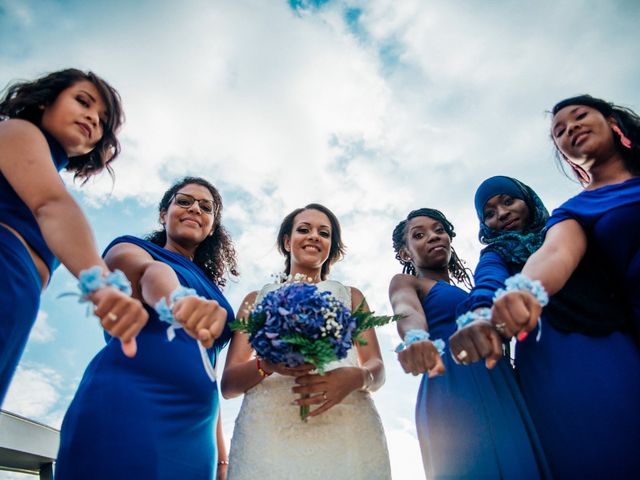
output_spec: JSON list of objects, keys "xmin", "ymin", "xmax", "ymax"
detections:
[
  {"xmin": 78, "ymin": 266, "xmax": 132, "ymax": 300},
  {"xmin": 361, "ymin": 365, "xmax": 374, "ymax": 391},
  {"xmin": 256, "ymin": 357, "xmax": 272, "ymax": 378},
  {"xmin": 455, "ymin": 307, "xmax": 491, "ymax": 330},
  {"xmin": 217, "ymin": 460, "xmax": 229, "ymax": 466},
  {"xmin": 395, "ymin": 329, "xmax": 446, "ymax": 356}
]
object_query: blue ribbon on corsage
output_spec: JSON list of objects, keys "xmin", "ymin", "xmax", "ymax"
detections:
[
  {"xmin": 155, "ymin": 286, "xmax": 218, "ymax": 382},
  {"xmin": 59, "ymin": 266, "xmax": 133, "ymax": 315},
  {"xmin": 395, "ymin": 329, "xmax": 445, "ymax": 356}
]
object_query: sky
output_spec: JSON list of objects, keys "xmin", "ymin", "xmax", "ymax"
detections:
[{"xmin": 1, "ymin": 0, "xmax": 639, "ymax": 478}]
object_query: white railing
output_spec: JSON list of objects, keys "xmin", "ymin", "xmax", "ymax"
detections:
[{"xmin": 0, "ymin": 410, "xmax": 58, "ymax": 479}]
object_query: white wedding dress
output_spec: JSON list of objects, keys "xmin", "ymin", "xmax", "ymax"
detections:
[{"xmin": 227, "ymin": 280, "xmax": 392, "ymax": 480}]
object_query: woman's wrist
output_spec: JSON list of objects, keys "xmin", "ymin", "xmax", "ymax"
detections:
[
  {"xmin": 360, "ymin": 365, "xmax": 374, "ymax": 391},
  {"xmin": 256, "ymin": 357, "xmax": 272, "ymax": 378}
]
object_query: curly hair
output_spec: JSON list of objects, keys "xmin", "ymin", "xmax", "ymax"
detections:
[
  {"xmin": 551, "ymin": 94, "xmax": 640, "ymax": 182},
  {"xmin": 392, "ymin": 208, "xmax": 472, "ymax": 289},
  {"xmin": 0, "ymin": 68, "xmax": 124, "ymax": 182},
  {"xmin": 276, "ymin": 203, "xmax": 346, "ymax": 281},
  {"xmin": 146, "ymin": 176, "xmax": 239, "ymax": 287}
]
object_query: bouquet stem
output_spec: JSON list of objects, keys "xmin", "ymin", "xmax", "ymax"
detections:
[{"xmin": 299, "ymin": 394, "xmax": 310, "ymax": 422}]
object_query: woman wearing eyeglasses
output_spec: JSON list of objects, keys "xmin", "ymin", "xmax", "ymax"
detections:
[{"xmin": 55, "ymin": 177, "xmax": 239, "ymax": 480}]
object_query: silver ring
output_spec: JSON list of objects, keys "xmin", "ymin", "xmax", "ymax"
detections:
[
  {"xmin": 322, "ymin": 391, "xmax": 328, "ymax": 401},
  {"xmin": 495, "ymin": 322, "xmax": 507, "ymax": 333},
  {"xmin": 456, "ymin": 350, "xmax": 468, "ymax": 362},
  {"xmin": 106, "ymin": 312, "xmax": 118, "ymax": 322}
]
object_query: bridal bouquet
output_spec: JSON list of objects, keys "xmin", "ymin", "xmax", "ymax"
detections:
[{"xmin": 230, "ymin": 280, "xmax": 397, "ymax": 420}]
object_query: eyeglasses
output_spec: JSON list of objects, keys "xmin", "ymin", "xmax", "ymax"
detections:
[{"xmin": 172, "ymin": 193, "xmax": 216, "ymax": 215}]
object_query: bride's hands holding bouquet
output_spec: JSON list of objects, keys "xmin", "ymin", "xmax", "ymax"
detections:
[{"xmin": 292, "ymin": 365, "xmax": 370, "ymax": 417}]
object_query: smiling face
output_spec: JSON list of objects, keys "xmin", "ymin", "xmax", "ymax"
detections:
[
  {"xmin": 283, "ymin": 209, "xmax": 332, "ymax": 273},
  {"xmin": 160, "ymin": 183, "xmax": 215, "ymax": 249},
  {"xmin": 551, "ymin": 104, "xmax": 618, "ymax": 172},
  {"xmin": 401, "ymin": 216, "xmax": 451, "ymax": 270},
  {"xmin": 483, "ymin": 194, "xmax": 530, "ymax": 232},
  {"xmin": 40, "ymin": 80, "xmax": 107, "ymax": 157}
]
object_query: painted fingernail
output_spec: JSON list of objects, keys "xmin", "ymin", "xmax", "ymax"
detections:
[{"xmin": 517, "ymin": 331, "xmax": 528, "ymax": 341}]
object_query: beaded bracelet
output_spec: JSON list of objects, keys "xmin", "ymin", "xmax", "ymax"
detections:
[
  {"xmin": 256, "ymin": 357, "xmax": 272, "ymax": 378},
  {"xmin": 155, "ymin": 286, "xmax": 217, "ymax": 382},
  {"xmin": 395, "ymin": 329, "xmax": 445, "ymax": 356},
  {"xmin": 455, "ymin": 307, "xmax": 491, "ymax": 330},
  {"xmin": 78, "ymin": 266, "xmax": 132, "ymax": 300},
  {"xmin": 494, "ymin": 273, "xmax": 548, "ymax": 341}
]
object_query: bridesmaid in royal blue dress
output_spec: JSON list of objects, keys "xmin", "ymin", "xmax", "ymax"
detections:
[
  {"xmin": 491, "ymin": 96, "xmax": 640, "ymax": 477},
  {"xmin": 0, "ymin": 69, "xmax": 146, "ymax": 405},
  {"xmin": 55, "ymin": 177, "xmax": 238, "ymax": 480},
  {"xmin": 451, "ymin": 175, "xmax": 640, "ymax": 478},
  {"xmin": 389, "ymin": 208, "xmax": 549, "ymax": 479}
]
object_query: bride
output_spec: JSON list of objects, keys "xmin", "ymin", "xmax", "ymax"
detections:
[{"xmin": 221, "ymin": 203, "xmax": 391, "ymax": 479}]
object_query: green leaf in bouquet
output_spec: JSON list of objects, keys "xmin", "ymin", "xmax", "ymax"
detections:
[{"xmin": 283, "ymin": 334, "xmax": 339, "ymax": 374}]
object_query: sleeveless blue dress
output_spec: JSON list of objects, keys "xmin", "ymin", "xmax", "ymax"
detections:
[
  {"xmin": 416, "ymin": 281, "xmax": 549, "ymax": 479},
  {"xmin": 0, "ymin": 130, "xmax": 68, "ymax": 404},
  {"xmin": 468, "ymin": 250, "xmax": 640, "ymax": 479},
  {"xmin": 55, "ymin": 236, "xmax": 234, "ymax": 480}
]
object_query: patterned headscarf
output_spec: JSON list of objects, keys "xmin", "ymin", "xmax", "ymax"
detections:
[{"xmin": 475, "ymin": 176, "xmax": 549, "ymax": 266}]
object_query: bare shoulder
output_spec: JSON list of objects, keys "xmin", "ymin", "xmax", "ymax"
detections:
[
  {"xmin": 389, "ymin": 273, "xmax": 420, "ymax": 292},
  {"xmin": 237, "ymin": 290, "xmax": 259, "ymax": 315},
  {"xmin": 0, "ymin": 119, "xmax": 49, "ymax": 159}
]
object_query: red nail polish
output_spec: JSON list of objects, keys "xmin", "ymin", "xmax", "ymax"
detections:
[{"xmin": 517, "ymin": 331, "xmax": 528, "ymax": 341}]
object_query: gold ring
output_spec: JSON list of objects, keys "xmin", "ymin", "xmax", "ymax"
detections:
[
  {"xmin": 107, "ymin": 312, "xmax": 118, "ymax": 322},
  {"xmin": 457, "ymin": 350, "xmax": 468, "ymax": 362},
  {"xmin": 322, "ymin": 392, "xmax": 328, "ymax": 401}
]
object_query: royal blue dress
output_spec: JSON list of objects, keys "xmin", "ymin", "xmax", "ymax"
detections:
[
  {"xmin": 467, "ymin": 250, "xmax": 640, "ymax": 479},
  {"xmin": 55, "ymin": 236, "xmax": 233, "ymax": 480},
  {"xmin": 416, "ymin": 281, "xmax": 548, "ymax": 479},
  {"xmin": 0, "ymin": 131, "xmax": 68, "ymax": 405},
  {"xmin": 547, "ymin": 176, "xmax": 640, "ymax": 337}
]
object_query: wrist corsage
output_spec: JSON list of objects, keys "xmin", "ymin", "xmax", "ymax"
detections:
[
  {"xmin": 455, "ymin": 307, "xmax": 491, "ymax": 330},
  {"xmin": 155, "ymin": 286, "xmax": 217, "ymax": 382},
  {"xmin": 494, "ymin": 273, "xmax": 548, "ymax": 341},
  {"xmin": 395, "ymin": 329, "xmax": 445, "ymax": 356}
]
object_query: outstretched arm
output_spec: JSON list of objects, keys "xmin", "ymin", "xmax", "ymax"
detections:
[
  {"xmin": 105, "ymin": 243, "xmax": 226, "ymax": 348},
  {"xmin": 388, "ymin": 274, "xmax": 445, "ymax": 377},
  {"xmin": 492, "ymin": 219, "xmax": 587, "ymax": 338}
]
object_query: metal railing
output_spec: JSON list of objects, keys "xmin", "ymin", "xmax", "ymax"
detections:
[{"xmin": 0, "ymin": 410, "xmax": 59, "ymax": 479}]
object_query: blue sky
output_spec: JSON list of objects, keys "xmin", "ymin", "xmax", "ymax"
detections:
[{"xmin": 2, "ymin": 0, "xmax": 640, "ymax": 478}]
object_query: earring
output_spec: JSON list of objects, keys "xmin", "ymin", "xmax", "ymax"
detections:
[{"xmin": 612, "ymin": 125, "xmax": 633, "ymax": 149}]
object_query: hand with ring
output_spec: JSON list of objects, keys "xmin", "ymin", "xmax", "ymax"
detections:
[
  {"xmin": 491, "ymin": 290, "xmax": 542, "ymax": 340},
  {"xmin": 292, "ymin": 366, "xmax": 363, "ymax": 418},
  {"xmin": 449, "ymin": 317, "xmax": 503, "ymax": 369},
  {"xmin": 92, "ymin": 286, "xmax": 148, "ymax": 358},
  {"xmin": 397, "ymin": 339, "xmax": 445, "ymax": 377}
]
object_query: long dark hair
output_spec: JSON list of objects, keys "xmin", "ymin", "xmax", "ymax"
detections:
[
  {"xmin": 146, "ymin": 176, "xmax": 239, "ymax": 287},
  {"xmin": 0, "ymin": 68, "xmax": 124, "ymax": 182},
  {"xmin": 551, "ymin": 94, "xmax": 640, "ymax": 182},
  {"xmin": 276, "ymin": 203, "xmax": 346, "ymax": 281},
  {"xmin": 392, "ymin": 208, "xmax": 472, "ymax": 289}
]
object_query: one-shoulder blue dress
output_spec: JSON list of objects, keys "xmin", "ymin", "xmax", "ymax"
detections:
[
  {"xmin": 0, "ymin": 131, "xmax": 68, "ymax": 404},
  {"xmin": 55, "ymin": 236, "xmax": 234, "ymax": 480},
  {"xmin": 416, "ymin": 281, "xmax": 548, "ymax": 479},
  {"xmin": 466, "ymin": 249, "xmax": 640, "ymax": 479}
]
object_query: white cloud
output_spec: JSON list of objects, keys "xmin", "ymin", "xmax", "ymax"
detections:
[
  {"xmin": 29, "ymin": 311, "xmax": 56, "ymax": 343},
  {"xmin": 3, "ymin": 364, "xmax": 65, "ymax": 428}
]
